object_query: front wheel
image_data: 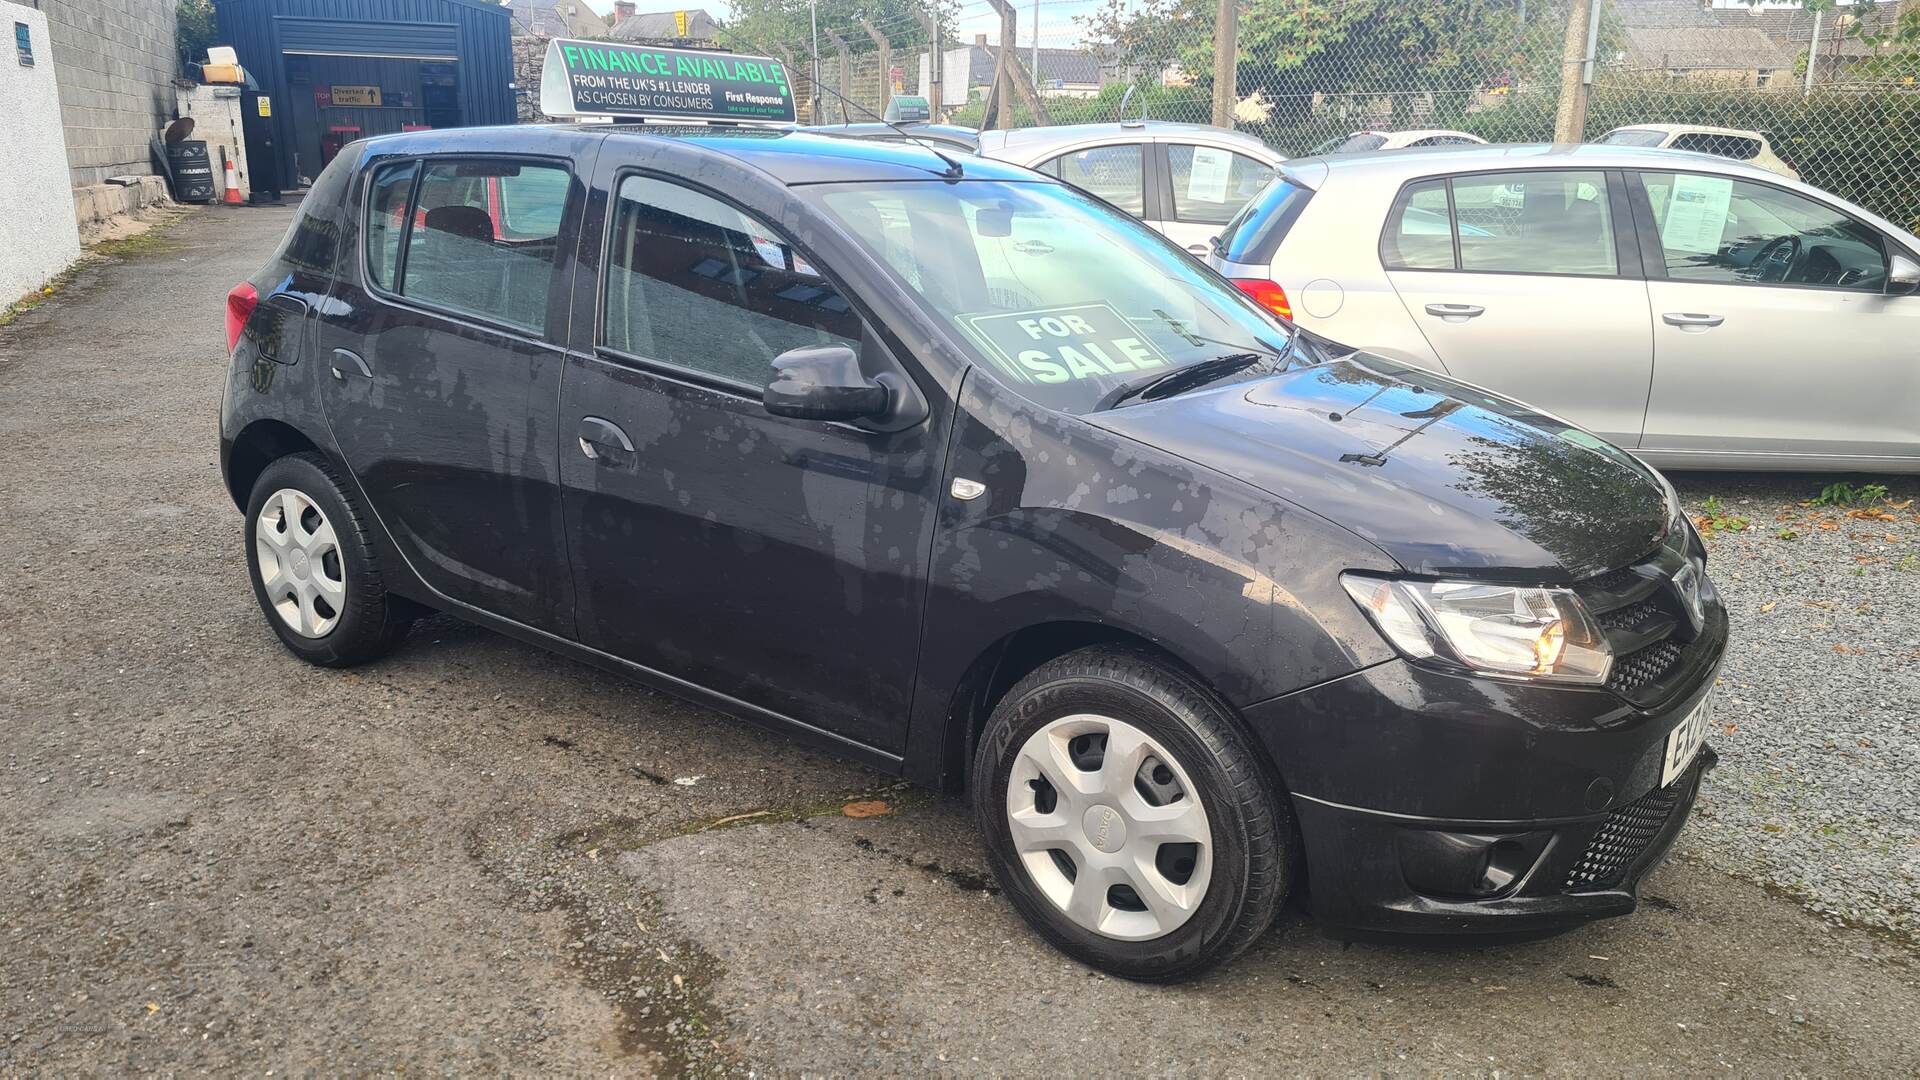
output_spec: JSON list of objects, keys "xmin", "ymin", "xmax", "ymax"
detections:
[
  {"xmin": 972, "ymin": 645, "xmax": 1294, "ymax": 981},
  {"xmin": 244, "ymin": 452, "xmax": 412, "ymax": 667}
]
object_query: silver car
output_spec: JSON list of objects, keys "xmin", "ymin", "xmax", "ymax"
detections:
[
  {"xmin": 974, "ymin": 122, "xmax": 1284, "ymax": 256},
  {"xmin": 1209, "ymin": 144, "xmax": 1920, "ymax": 472}
]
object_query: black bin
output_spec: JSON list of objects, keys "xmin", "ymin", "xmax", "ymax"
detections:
[{"xmin": 165, "ymin": 140, "xmax": 216, "ymax": 203}]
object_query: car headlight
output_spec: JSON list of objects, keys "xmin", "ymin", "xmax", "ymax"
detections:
[{"xmin": 1340, "ymin": 573, "xmax": 1613, "ymax": 685}]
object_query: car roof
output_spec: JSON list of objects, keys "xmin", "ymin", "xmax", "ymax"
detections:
[
  {"xmin": 799, "ymin": 122, "xmax": 984, "ymax": 152},
  {"xmin": 976, "ymin": 121, "xmax": 1279, "ymax": 157},
  {"xmin": 1288, "ymin": 141, "xmax": 1786, "ymax": 185},
  {"xmin": 1606, "ymin": 122, "xmax": 1766, "ymax": 139},
  {"xmin": 358, "ymin": 122, "xmax": 1044, "ymax": 185}
]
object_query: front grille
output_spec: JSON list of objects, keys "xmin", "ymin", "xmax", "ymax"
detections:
[
  {"xmin": 1564, "ymin": 776, "xmax": 1689, "ymax": 890},
  {"xmin": 1606, "ymin": 640, "xmax": 1685, "ymax": 695},
  {"xmin": 1595, "ymin": 601, "xmax": 1663, "ymax": 633}
]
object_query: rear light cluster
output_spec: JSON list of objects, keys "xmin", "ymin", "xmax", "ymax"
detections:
[
  {"xmin": 1230, "ymin": 278, "xmax": 1292, "ymax": 321},
  {"xmin": 225, "ymin": 282, "xmax": 258, "ymax": 355}
]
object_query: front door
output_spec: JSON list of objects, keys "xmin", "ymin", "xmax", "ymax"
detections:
[
  {"xmin": 1381, "ymin": 169, "xmax": 1655, "ymax": 446},
  {"xmin": 1155, "ymin": 141, "xmax": 1275, "ymax": 256},
  {"xmin": 1633, "ymin": 169, "xmax": 1920, "ymax": 463},
  {"xmin": 556, "ymin": 168, "xmax": 947, "ymax": 752},
  {"xmin": 315, "ymin": 152, "xmax": 581, "ymax": 631}
]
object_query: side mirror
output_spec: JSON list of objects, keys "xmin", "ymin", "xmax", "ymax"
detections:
[
  {"xmin": 1888, "ymin": 253, "xmax": 1920, "ymax": 296},
  {"xmin": 764, "ymin": 345, "xmax": 889, "ymax": 422}
]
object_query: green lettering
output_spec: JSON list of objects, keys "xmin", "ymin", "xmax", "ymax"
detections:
[
  {"xmin": 1113, "ymin": 337, "xmax": 1162, "ymax": 369},
  {"xmin": 562, "ymin": 44, "xmax": 583, "ymax": 70},
  {"xmin": 1058, "ymin": 345, "xmax": 1107, "ymax": 380},
  {"xmin": 1018, "ymin": 351, "xmax": 1069, "ymax": 384},
  {"xmin": 1083, "ymin": 341, "xmax": 1135, "ymax": 374}
]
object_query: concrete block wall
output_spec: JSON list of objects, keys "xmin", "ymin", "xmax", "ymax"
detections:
[
  {"xmin": 3, "ymin": 0, "xmax": 180, "ymax": 187},
  {"xmin": 0, "ymin": 7, "xmax": 84, "ymax": 303}
]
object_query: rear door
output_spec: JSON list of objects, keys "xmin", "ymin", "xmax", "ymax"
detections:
[
  {"xmin": 314, "ymin": 148, "xmax": 583, "ymax": 632},
  {"xmin": 1154, "ymin": 139, "xmax": 1278, "ymax": 256},
  {"xmin": 1380, "ymin": 168, "xmax": 1656, "ymax": 446},
  {"xmin": 1631, "ymin": 169, "xmax": 1920, "ymax": 463}
]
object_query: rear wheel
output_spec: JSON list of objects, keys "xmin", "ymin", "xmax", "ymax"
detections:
[
  {"xmin": 972, "ymin": 645, "xmax": 1293, "ymax": 981},
  {"xmin": 245, "ymin": 452, "xmax": 411, "ymax": 667}
]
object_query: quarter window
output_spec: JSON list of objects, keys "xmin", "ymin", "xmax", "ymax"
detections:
[
  {"xmin": 601, "ymin": 176, "xmax": 861, "ymax": 386},
  {"xmin": 364, "ymin": 162, "xmax": 415, "ymax": 290},
  {"xmin": 1639, "ymin": 171, "xmax": 1886, "ymax": 291},
  {"xmin": 1383, "ymin": 171, "xmax": 1618, "ymax": 276},
  {"xmin": 1036, "ymin": 144, "xmax": 1145, "ymax": 216},
  {"xmin": 1166, "ymin": 144, "xmax": 1272, "ymax": 225}
]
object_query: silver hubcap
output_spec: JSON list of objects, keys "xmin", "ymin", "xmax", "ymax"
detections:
[
  {"xmin": 1005, "ymin": 714, "xmax": 1213, "ymax": 941},
  {"xmin": 255, "ymin": 487, "xmax": 345, "ymax": 638}
]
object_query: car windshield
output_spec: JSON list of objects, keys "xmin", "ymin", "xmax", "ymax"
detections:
[
  {"xmin": 1600, "ymin": 129, "xmax": 1668, "ymax": 148},
  {"xmin": 811, "ymin": 180, "xmax": 1296, "ymax": 414}
]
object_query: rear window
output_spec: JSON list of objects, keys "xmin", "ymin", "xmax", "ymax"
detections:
[
  {"xmin": 1600, "ymin": 129, "xmax": 1668, "ymax": 148},
  {"xmin": 1214, "ymin": 176, "xmax": 1314, "ymax": 264}
]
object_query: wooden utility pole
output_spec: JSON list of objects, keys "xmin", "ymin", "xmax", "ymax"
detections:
[
  {"xmin": 1210, "ymin": 0, "xmax": 1238, "ymax": 127},
  {"xmin": 916, "ymin": 6, "xmax": 942, "ymax": 118},
  {"xmin": 986, "ymin": 0, "xmax": 1051, "ymax": 126},
  {"xmin": 826, "ymin": 29, "xmax": 851, "ymax": 121},
  {"xmin": 859, "ymin": 16, "xmax": 892, "ymax": 107},
  {"xmin": 1552, "ymin": 0, "xmax": 1595, "ymax": 143}
]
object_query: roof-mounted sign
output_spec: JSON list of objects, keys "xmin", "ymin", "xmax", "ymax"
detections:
[{"xmin": 540, "ymin": 38, "xmax": 796, "ymax": 124}]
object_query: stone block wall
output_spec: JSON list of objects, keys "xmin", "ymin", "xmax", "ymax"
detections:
[{"xmin": 4, "ymin": 0, "xmax": 181, "ymax": 186}]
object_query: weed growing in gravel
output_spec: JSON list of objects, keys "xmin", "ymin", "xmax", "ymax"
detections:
[
  {"xmin": 1696, "ymin": 496, "xmax": 1750, "ymax": 536},
  {"xmin": 1812, "ymin": 481, "xmax": 1891, "ymax": 508}
]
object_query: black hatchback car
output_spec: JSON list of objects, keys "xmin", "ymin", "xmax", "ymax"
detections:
[{"xmin": 220, "ymin": 124, "xmax": 1726, "ymax": 981}]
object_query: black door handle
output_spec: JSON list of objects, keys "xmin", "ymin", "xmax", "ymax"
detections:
[
  {"xmin": 577, "ymin": 415, "xmax": 635, "ymax": 460},
  {"xmin": 329, "ymin": 348, "xmax": 372, "ymax": 380}
]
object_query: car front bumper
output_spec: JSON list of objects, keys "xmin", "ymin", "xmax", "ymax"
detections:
[{"xmin": 1241, "ymin": 603, "xmax": 1727, "ymax": 937}]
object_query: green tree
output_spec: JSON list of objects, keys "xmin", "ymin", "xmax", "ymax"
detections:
[{"xmin": 176, "ymin": 0, "xmax": 221, "ymax": 73}]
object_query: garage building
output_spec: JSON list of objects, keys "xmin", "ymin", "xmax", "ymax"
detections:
[{"xmin": 215, "ymin": 0, "xmax": 515, "ymax": 187}]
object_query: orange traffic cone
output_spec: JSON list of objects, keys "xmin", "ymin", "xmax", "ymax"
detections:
[{"xmin": 222, "ymin": 154, "xmax": 243, "ymax": 205}]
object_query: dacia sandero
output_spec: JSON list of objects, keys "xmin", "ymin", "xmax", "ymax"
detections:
[{"xmin": 221, "ymin": 124, "xmax": 1725, "ymax": 981}]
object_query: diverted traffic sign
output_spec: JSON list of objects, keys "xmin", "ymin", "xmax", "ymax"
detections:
[{"xmin": 540, "ymin": 38, "xmax": 796, "ymax": 124}]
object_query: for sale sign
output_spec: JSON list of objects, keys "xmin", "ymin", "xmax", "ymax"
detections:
[
  {"xmin": 957, "ymin": 303, "xmax": 1172, "ymax": 385},
  {"xmin": 539, "ymin": 38, "xmax": 796, "ymax": 124}
]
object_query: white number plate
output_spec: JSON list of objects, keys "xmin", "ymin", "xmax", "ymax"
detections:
[{"xmin": 1661, "ymin": 691, "xmax": 1713, "ymax": 788}]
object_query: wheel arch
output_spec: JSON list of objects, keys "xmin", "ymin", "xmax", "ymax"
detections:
[
  {"xmin": 224, "ymin": 418, "xmax": 323, "ymax": 511},
  {"xmin": 934, "ymin": 620, "xmax": 1227, "ymax": 796}
]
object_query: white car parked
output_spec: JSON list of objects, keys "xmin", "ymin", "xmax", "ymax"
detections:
[{"xmin": 1598, "ymin": 124, "xmax": 1799, "ymax": 180}]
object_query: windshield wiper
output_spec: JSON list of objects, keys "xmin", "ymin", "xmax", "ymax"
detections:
[{"xmin": 1097, "ymin": 352, "xmax": 1266, "ymax": 411}]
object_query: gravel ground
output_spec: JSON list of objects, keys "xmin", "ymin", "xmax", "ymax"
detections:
[
  {"xmin": 0, "ymin": 205, "xmax": 1915, "ymax": 1073},
  {"xmin": 1670, "ymin": 472, "xmax": 1920, "ymax": 938}
]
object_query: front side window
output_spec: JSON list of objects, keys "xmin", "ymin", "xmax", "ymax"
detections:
[
  {"xmin": 602, "ymin": 176, "xmax": 860, "ymax": 386},
  {"xmin": 1166, "ymin": 144, "xmax": 1272, "ymax": 225},
  {"xmin": 1036, "ymin": 144, "xmax": 1145, "ymax": 216},
  {"xmin": 1384, "ymin": 171, "xmax": 1617, "ymax": 276},
  {"xmin": 366, "ymin": 158, "xmax": 568, "ymax": 333},
  {"xmin": 813, "ymin": 180, "xmax": 1296, "ymax": 415},
  {"xmin": 1640, "ymin": 171, "xmax": 1887, "ymax": 290}
]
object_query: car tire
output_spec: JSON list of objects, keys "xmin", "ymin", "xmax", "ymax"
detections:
[
  {"xmin": 244, "ymin": 451, "xmax": 412, "ymax": 667},
  {"xmin": 972, "ymin": 644, "xmax": 1293, "ymax": 982}
]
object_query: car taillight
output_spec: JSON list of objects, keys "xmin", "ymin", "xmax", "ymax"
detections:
[
  {"xmin": 225, "ymin": 282, "xmax": 258, "ymax": 355},
  {"xmin": 1230, "ymin": 278, "xmax": 1292, "ymax": 321}
]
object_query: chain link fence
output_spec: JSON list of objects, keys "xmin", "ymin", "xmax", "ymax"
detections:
[{"xmin": 729, "ymin": 0, "xmax": 1918, "ymax": 230}]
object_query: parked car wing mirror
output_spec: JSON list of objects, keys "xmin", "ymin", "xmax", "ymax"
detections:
[
  {"xmin": 1888, "ymin": 253, "xmax": 1920, "ymax": 296},
  {"xmin": 764, "ymin": 345, "xmax": 890, "ymax": 422}
]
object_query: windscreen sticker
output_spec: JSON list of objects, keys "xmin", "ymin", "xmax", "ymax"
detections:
[
  {"xmin": 956, "ymin": 303, "xmax": 1171, "ymax": 385},
  {"xmin": 1660, "ymin": 174, "xmax": 1733, "ymax": 255}
]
